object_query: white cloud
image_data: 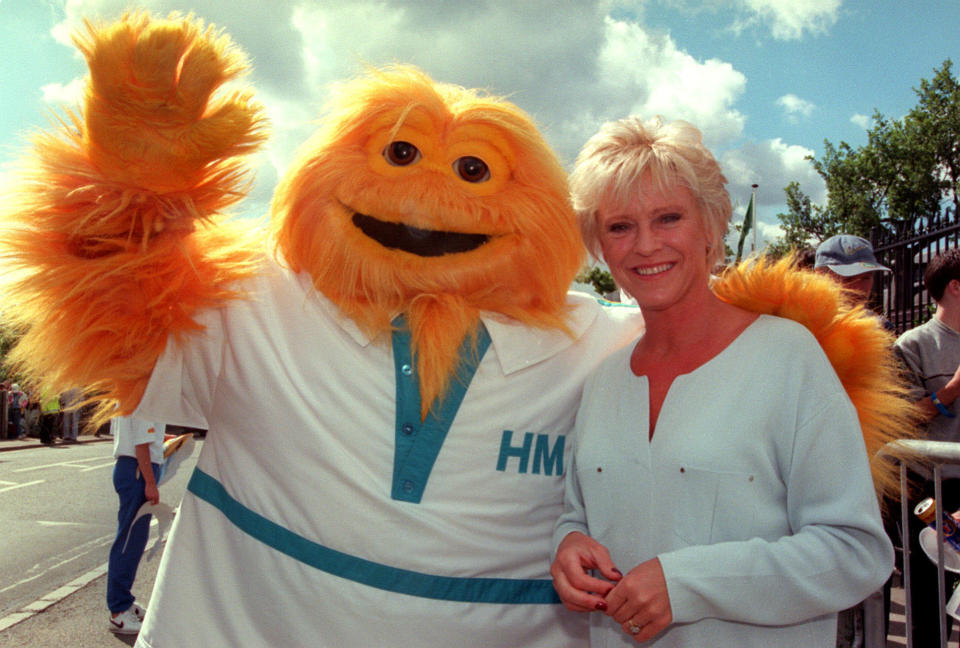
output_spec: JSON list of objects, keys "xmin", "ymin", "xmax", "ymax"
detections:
[
  {"xmin": 722, "ymin": 138, "xmax": 821, "ymax": 194},
  {"xmin": 662, "ymin": 0, "xmax": 841, "ymax": 41},
  {"xmin": 741, "ymin": 0, "xmax": 841, "ymax": 40},
  {"xmin": 850, "ymin": 113, "xmax": 871, "ymax": 130},
  {"xmin": 40, "ymin": 79, "xmax": 84, "ymax": 105},
  {"xmin": 55, "ymin": 0, "xmax": 142, "ymax": 43},
  {"xmin": 720, "ymin": 137, "xmax": 826, "ymax": 233},
  {"xmin": 585, "ymin": 17, "xmax": 747, "ymax": 147},
  {"xmin": 776, "ymin": 93, "xmax": 815, "ymax": 122}
]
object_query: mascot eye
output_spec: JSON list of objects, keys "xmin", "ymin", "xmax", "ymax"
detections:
[
  {"xmin": 383, "ymin": 141, "xmax": 421, "ymax": 166},
  {"xmin": 454, "ymin": 156, "xmax": 490, "ymax": 183}
]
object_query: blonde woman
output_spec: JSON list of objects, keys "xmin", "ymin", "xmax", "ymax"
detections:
[{"xmin": 551, "ymin": 117, "xmax": 893, "ymax": 646}]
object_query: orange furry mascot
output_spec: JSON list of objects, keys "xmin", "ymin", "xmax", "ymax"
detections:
[{"xmin": 0, "ymin": 13, "xmax": 645, "ymax": 647}]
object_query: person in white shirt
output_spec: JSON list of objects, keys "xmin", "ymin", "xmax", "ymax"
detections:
[{"xmin": 107, "ymin": 416, "xmax": 166, "ymax": 636}]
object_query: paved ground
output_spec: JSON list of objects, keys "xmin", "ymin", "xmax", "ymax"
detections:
[
  {"xmin": 0, "ymin": 434, "xmax": 163, "ymax": 647},
  {"xmin": 0, "ymin": 535, "xmax": 162, "ymax": 648}
]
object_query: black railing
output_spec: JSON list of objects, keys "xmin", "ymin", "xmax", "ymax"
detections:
[{"xmin": 872, "ymin": 208, "xmax": 960, "ymax": 335}]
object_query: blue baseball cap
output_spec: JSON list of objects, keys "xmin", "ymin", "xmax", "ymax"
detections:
[{"xmin": 814, "ymin": 234, "xmax": 891, "ymax": 277}]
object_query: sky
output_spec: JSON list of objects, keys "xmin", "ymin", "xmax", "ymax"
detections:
[{"xmin": 0, "ymin": 0, "xmax": 957, "ymax": 254}]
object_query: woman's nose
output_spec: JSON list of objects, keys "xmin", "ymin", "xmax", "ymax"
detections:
[{"xmin": 632, "ymin": 224, "xmax": 660, "ymax": 255}]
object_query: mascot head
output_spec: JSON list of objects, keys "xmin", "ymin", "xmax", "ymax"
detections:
[{"xmin": 271, "ymin": 66, "xmax": 583, "ymax": 417}]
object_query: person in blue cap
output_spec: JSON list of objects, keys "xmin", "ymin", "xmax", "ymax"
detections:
[
  {"xmin": 815, "ymin": 234, "xmax": 895, "ymax": 646},
  {"xmin": 814, "ymin": 234, "xmax": 891, "ymax": 304}
]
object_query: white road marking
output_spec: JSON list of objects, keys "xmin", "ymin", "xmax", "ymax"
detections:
[
  {"xmin": 0, "ymin": 524, "xmax": 162, "ymax": 632},
  {"xmin": 0, "ymin": 532, "xmax": 114, "ymax": 595},
  {"xmin": 0, "ymin": 480, "xmax": 44, "ymax": 494},
  {"xmin": 35, "ymin": 521, "xmax": 86, "ymax": 527},
  {"xmin": 79, "ymin": 460, "xmax": 115, "ymax": 472},
  {"xmin": 13, "ymin": 455, "xmax": 112, "ymax": 473}
]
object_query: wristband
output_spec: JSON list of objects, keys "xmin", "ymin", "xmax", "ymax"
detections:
[{"xmin": 932, "ymin": 392, "xmax": 956, "ymax": 418}]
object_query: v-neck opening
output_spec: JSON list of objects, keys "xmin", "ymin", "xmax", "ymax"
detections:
[
  {"xmin": 639, "ymin": 314, "xmax": 765, "ymax": 441},
  {"xmin": 390, "ymin": 317, "xmax": 492, "ymax": 503}
]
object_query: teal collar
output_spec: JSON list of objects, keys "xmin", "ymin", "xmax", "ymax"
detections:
[{"xmin": 391, "ymin": 316, "xmax": 491, "ymax": 503}]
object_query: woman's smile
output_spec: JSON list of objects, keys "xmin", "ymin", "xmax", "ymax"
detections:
[{"xmin": 633, "ymin": 262, "xmax": 674, "ymax": 276}]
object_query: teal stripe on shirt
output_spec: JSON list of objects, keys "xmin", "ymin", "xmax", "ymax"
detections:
[{"xmin": 187, "ymin": 468, "xmax": 561, "ymax": 604}]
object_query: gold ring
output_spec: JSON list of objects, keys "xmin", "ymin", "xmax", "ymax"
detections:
[{"xmin": 628, "ymin": 621, "xmax": 642, "ymax": 635}]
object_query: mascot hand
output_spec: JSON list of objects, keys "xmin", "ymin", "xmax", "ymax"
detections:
[
  {"xmin": 0, "ymin": 12, "xmax": 266, "ymax": 419},
  {"xmin": 75, "ymin": 12, "xmax": 266, "ymax": 193}
]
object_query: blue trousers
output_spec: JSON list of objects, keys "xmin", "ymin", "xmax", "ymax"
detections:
[{"xmin": 107, "ymin": 456, "xmax": 163, "ymax": 613}]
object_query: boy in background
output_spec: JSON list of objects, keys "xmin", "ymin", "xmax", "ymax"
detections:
[{"xmin": 894, "ymin": 247, "xmax": 960, "ymax": 647}]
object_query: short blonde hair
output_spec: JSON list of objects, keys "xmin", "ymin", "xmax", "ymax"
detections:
[{"xmin": 570, "ymin": 116, "xmax": 731, "ymax": 268}]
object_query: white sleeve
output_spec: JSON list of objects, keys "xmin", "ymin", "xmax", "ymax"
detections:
[
  {"xmin": 659, "ymin": 392, "xmax": 894, "ymax": 626},
  {"xmin": 552, "ymin": 430, "xmax": 590, "ymax": 557},
  {"xmin": 134, "ymin": 305, "xmax": 225, "ymax": 430},
  {"xmin": 129, "ymin": 418, "xmax": 164, "ymax": 449},
  {"xmin": 551, "ymin": 367, "xmax": 606, "ymax": 557}
]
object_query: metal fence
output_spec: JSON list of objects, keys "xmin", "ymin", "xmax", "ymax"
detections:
[
  {"xmin": 884, "ymin": 440, "xmax": 960, "ymax": 648},
  {"xmin": 871, "ymin": 207, "xmax": 960, "ymax": 335},
  {"xmin": 854, "ymin": 210, "xmax": 960, "ymax": 645}
]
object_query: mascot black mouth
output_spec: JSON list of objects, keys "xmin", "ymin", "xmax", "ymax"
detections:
[{"xmin": 352, "ymin": 213, "xmax": 489, "ymax": 257}]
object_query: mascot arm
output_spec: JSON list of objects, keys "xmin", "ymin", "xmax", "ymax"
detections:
[
  {"xmin": 712, "ymin": 257, "xmax": 921, "ymax": 500},
  {"xmin": 0, "ymin": 12, "xmax": 266, "ymax": 416}
]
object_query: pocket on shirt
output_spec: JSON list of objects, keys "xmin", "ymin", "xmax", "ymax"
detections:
[{"xmin": 672, "ymin": 465, "xmax": 760, "ymax": 546}]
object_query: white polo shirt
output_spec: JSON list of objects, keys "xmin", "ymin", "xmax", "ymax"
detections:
[
  {"xmin": 134, "ymin": 258, "xmax": 642, "ymax": 648},
  {"xmin": 111, "ymin": 416, "xmax": 166, "ymax": 464}
]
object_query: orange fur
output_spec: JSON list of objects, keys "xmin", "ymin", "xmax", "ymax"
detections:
[
  {"xmin": 714, "ymin": 256, "xmax": 922, "ymax": 500},
  {"xmin": 0, "ymin": 13, "xmax": 266, "ymax": 422},
  {"xmin": 74, "ymin": 12, "xmax": 265, "ymax": 193},
  {"xmin": 271, "ymin": 66, "xmax": 583, "ymax": 417}
]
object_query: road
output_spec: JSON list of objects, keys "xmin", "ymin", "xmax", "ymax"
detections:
[{"xmin": 0, "ymin": 438, "xmax": 198, "ymax": 621}]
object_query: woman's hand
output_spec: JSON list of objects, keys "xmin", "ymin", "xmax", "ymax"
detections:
[
  {"xmin": 551, "ymin": 532, "xmax": 622, "ymax": 612},
  {"xmin": 604, "ymin": 557, "xmax": 673, "ymax": 642}
]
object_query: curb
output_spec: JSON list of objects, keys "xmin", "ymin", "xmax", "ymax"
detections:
[
  {"xmin": 0, "ymin": 436, "xmax": 112, "ymax": 453},
  {"xmin": 0, "ymin": 534, "xmax": 161, "ymax": 633}
]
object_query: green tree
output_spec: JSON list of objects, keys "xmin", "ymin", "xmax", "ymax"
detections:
[
  {"xmin": 773, "ymin": 60, "xmax": 959, "ymax": 250},
  {"xmin": 0, "ymin": 322, "xmax": 21, "ymax": 384},
  {"xmin": 575, "ymin": 266, "xmax": 616, "ymax": 296},
  {"xmin": 768, "ymin": 182, "xmax": 835, "ymax": 257},
  {"xmin": 909, "ymin": 59, "xmax": 960, "ymax": 218}
]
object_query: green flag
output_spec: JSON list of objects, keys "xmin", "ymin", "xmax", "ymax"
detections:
[{"xmin": 735, "ymin": 193, "xmax": 755, "ymax": 262}]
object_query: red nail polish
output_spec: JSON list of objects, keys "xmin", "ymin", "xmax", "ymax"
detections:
[{"xmin": 595, "ymin": 601, "xmax": 607, "ymax": 611}]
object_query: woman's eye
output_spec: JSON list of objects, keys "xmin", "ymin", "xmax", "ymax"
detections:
[
  {"xmin": 659, "ymin": 212, "xmax": 682, "ymax": 224},
  {"xmin": 453, "ymin": 156, "xmax": 490, "ymax": 183},
  {"xmin": 383, "ymin": 141, "xmax": 421, "ymax": 166}
]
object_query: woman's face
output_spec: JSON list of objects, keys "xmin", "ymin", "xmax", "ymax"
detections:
[{"xmin": 597, "ymin": 180, "xmax": 712, "ymax": 314}]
